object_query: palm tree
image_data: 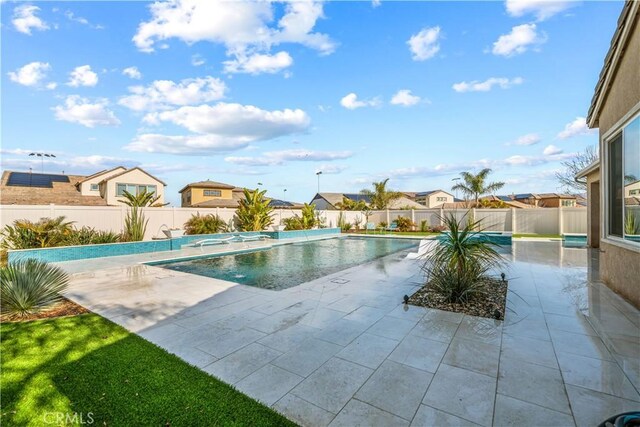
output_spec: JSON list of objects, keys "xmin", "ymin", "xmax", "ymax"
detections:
[
  {"xmin": 452, "ymin": 169, "xmax": 505, "ymax": 205},
  {"xmin": 335, "ymin": 196, "xmax": 367, "ymax": 211},
  {"xmin": 361, "ymin": 178, "xmax": 403, "ymax": 210}
]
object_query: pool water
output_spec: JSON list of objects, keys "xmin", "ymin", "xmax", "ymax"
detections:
[{"xmin": 159, "ymin": 237, "xmax": 419, "ymax": 290}]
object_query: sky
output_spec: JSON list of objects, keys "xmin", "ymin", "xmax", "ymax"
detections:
[{"xmin": 1, "ymin": 0, "xmax": 623, "ymax": 206}]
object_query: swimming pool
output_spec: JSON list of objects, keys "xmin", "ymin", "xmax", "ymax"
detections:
[{"xmin": 157, "ymin": 237, "xmax": 419, "ymax": 290}]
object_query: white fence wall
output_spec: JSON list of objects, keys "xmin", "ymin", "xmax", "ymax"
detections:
[{"xmin": 0, "ymin": 205, "xmax": 587, "ymax": 239}]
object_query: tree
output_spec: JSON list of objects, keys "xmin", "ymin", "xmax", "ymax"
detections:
[
  {"xmin": 360, "ymin": 178, "xmax": 403, "ymax": 210},
  {"xmin": 118, "ymin": 190, "xmax": 164, "ymax": 241},
  {"xmin": 452, "ymin": 168, "xmax": 505, "ymax": 205},
  {"xmin": 335, "ymin": 196, "xmax": 367, "ymax": 211},
  {"xmin": 555, "ymin": 146, "xmax": 599, "ymax": 193},
  {"xmin": 235, "ymin": 188, "xmax": 274, "ymax": 231}
]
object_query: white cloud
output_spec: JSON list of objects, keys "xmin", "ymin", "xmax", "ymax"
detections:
[
  {"xmin": 64, "ymin": 10, "xmax": 103, "ymax": 29},
  {"xmin": 223, "ymin": 51, "xmax": 293, "ymax": 75},
  {"xmin": 390, "ymin": 89, "xmax": 421, "ymax": 107},
  {"xmin": 505, "ymin": 0, "xmax": 575, "ymax": 21},
  {"xmin": 122, "ymin": 66, "xmax": 142, "ymax": 80},
  {"xmin": 125, "ymin": 134, "xmax": 253, "ymax": 155},
  {"xmin": 340, "ymin": 93, "xmax": 380, "ymax": 110},
  {"xmin": 452, "ymin": 77, "xmax": 523, "ymax": 93},
  {"xmin": 225, "ymin": 149, "xmax": 353, "ymax": 166},
  {"xmin": 543, "ymin": 144, "xmax": 562, "ymax": 155},
  {"xmin": 12, "ymin": 4, "xmax": 49, "ymax": 35},
  {"xmin": 372, "ymin": 0, "xmax": 382, "ymax": 7},
  {"xmin": 316, "ymin": 164, "xmax": 347, "ymax": 174},
  {"xmin": 133, "ymin": 0, "xmax": 334, "ymax": 74},
  {"xmin": 46, "ymin": 82, "xmax": 58, "ymax": 90},
  {"xmin": 119, "ymin": 77, "xmax": 227, "ymax": 111},
  {"xmin": 508, "ymin": 133, "xmax": 541, "ymax": 146},
  {"xmin": 191, "ymin": 54, "xmax": 205, "ymax": 66},
  {"xmin": 67, "ymin": 65, "xmax": 99, "ymax": 87},
  {"xmin": 8, "ymin": 62, "xmax": 52, "ymax": 87},
  {"xmin": 407, "ymin": 26, "xmax": 441, "ymax": 61},
  {"xmin": 53, "ymin": 95, "xmax": 120, "ymax": 128},
  {"xmin": 557, "ymin": 116, "xmax": 596, "ymax": 139},
  {"xmin": 144, "ymin": 103, "xmax": 310, "ymax": 136},
  {"xmin": 69, "ymin": 155, "xmax": 137, "ymax": 168},
  {"xmin": 492, "ymin": 23, "xmax": 546, "ymax": 56}
]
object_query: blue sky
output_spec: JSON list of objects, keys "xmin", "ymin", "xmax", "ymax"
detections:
[{"xmin": 1, "ymin": 0, "xmax": 622, "ymax": 205}]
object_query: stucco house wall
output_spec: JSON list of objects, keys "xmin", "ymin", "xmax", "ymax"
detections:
[
  {"xmin": 104, "ymin": 169, "xmax": 165, "ymax": 206},
  {"xmin": 78, "ymin": 167, "xmax": 126, "ymax": 197}
]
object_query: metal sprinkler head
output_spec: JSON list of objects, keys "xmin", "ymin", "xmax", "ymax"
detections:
[
  {"xmin": 403, "ymin": 295, "xmax": 409, "ymax": 304},
  {"xmin": 500, "ymin": 272, "xmax": 506, "ymax": 282}
]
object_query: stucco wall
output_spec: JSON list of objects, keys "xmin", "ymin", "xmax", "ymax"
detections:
[
  {"xmin": 78, "ymin": 167, "xmax": 126, "ymax": 196},
  {"xmin": 189, "ymin": 187, "xmax": 233, "ymax": 205},
  {"xmin": 585, "ymin": 169, "xmax": 601, "ymax": 248},
  {"xmin": 600, "ymin": 241, "xmax": 640, "ymax": 308},
  {"xmin": 104, "ymin": 169, "xmax": 165, "ymax": 206},
  {"xmin": 598, "ymin": 15, "xmax": 640, "ymax": 134}
]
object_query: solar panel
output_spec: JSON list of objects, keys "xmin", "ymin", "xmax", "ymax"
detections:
[{"xmin": 6, "ymin": 172, "xmax": 70, "ymax": 188}]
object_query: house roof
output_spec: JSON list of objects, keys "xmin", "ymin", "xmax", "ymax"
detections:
[
  {"xmin": 0, "ymin": 170, "xmax": 108, "ymax": 206},
  {"xmin": 537, "ymin": 193, "xmax": 576, "ymax": 199},
  {"xmin": 179, "ymin": 180, "xmax": 236, "ymax": 193},
  {"xmin": 587, "ymin": 1, "xmax": 639, "ymax": 128},
  {"xmin": 513, "ymin": 193, "xmax": 539, "ymax": 200},
  {"xmin": 101, "ymin": 167, "xmax": 167, "ymax": 186},
  {"xmin": 388, "ymin": 197, "xmax": 429, "ymax": 210},
  {"xmin": 311, "ymin": 192, "xmax": 426, "ymax": 210},
  {"xmin": 75, "ymin": 166, "xmax": 126, "ymax": 185},
  {"xmin": 415, "ymin": 189, "xmax": 453, "ymax": 197},
  {"xmin": 479, "ymin": 195, "xmax": 533, "ymax": 209},
  {"xmin": 575, "ymin": 159, "xmax": 600, "ymax": 180}
]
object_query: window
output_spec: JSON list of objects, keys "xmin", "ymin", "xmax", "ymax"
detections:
[
  {"xmin": 607, "ymin": 114, "xmax": 640, "ymax": 242},
  {"xmin": 436, "ymin": 197, "xmax": 447, "ymax": 202},
  {"xmin": 116, "ymin": 183, "xmax": 157, "ymax": 197},
  {"xmin": 561, "ymin": 200, "xmax": 575, "ymax": 207},
  {"xmin": 90, "ymin": 184, "xmax": 99, "ymax": 191},
  {"xmin": 204, "ymin": 189, "xmax": 222, "ymax": 197}
]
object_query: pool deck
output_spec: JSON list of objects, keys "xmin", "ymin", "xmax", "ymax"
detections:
[{"xmin": 59, "ymin": 238, "xmax": 639, "ymax": 426}]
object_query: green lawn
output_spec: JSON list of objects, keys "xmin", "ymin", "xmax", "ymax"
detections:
[{"xmin": 0, "ymin": 314, "xmax": 296, "ymax": 427}]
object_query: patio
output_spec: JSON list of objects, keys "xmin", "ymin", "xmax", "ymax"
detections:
[{"xmin": 61, "ymin": 240, "xmax": 639, "ymax": 426}]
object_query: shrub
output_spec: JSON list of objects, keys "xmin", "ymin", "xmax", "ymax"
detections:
[
  {"xmin": 0, "ymin": 216, "xmax": 74, "ymax": 250},
  {"xmin": 63, "ymin": 227, "xmax": 121, "ymax": 246},
  {"xmin": 0, "ymin": 260, "xmax": 69, "ymax": 319},
  {"xmin": 184, "ymin": 214, "xmax": 229, "ymax": 235},
  {"xmin": 395, "ymin": 216, "xmax": 415, "ymax": 232},
  {"xmin": 625, "ymin": 212, "xmax": 639, "ymax": 235},
  {"xmin": 235, "ymin": 189, "xmax": 274, "ymax": 232},
  {"xmin": 429, "ymin": 225, "xmax": 447, "ymax": 233},
  {"xmin": 422, "ymin": 212, "xmax": 504, "ymax": 303},
  {"xmin": 283, "ymin": 216, "xmax": 304, "ymax": 231},
  {"xmin": 420, "ymin": 219, "xmax": 429, "ymax": 232},
  {"xmin": 301, "ymin": 203, "xmax": 317, "ymax": 229},
  {"xmin": 337, "ymin": 212, "xmax": 352, "ymax": 232},
  {"xmin": 90, "ymin": 230, "xmax": 121, "ymax": 244}
]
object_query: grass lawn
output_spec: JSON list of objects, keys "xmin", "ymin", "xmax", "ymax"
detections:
[
  {"xmin": 512, "ymin": 233, "xmax": 563, "ymax": 239},
  {"xmin": 0, "ymin": 314, "xmax": 296, "ymax": 427}
]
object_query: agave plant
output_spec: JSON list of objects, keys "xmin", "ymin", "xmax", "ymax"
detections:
[
  {"xmin": 119, "ymin": 190, "xmax": 161, "ymax": 241},
  {"xmin": 423, "ymin": 212, "xmax": 504, "ymax": 303},
  {"xmin": 235, "ymin": 188, "xmax": 274, "ymax": 232},
  {"xmin": 184, "ymin": 214, "xmax": 229, "ymax": 235},
  {"xmin": 625, "ymin": 211, "xmax": 640, "ymax": 235},
  {"xmin": 1, "ymin": 260, "xmax": 69, "ymax": 318}
]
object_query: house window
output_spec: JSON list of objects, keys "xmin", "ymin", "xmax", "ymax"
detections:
[
  {"xmin": 117, "ymin": 183, "xmax": 157, "ymax": 197},
  {"xmin": 561, "ymin": 200, "xmax": 575, "ymax": 207},
  {"xmin": 204, "ymin": 189, "xmax": 222, "ymax": 197},
  {"xmin": 436, "ymin": 197, "xmax": 447, "ymax": 202},
  {"xmin": 607, "ymin": 114, "xmax": 640, "ymax": 242},
  {"xmin": 90, "ymin": 184, "xmax": 99, "ymax": 191}
]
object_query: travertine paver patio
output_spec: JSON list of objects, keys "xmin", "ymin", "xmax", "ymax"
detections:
[{"xmin": 61, "ymin": 239, "xmax": 640, "ymax": 426}]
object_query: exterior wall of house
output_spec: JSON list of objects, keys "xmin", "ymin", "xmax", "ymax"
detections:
[
  {"xmin": 416, "ymin": 191, "xmax": 453, "ymax": 208},
  {"xmin": 540, "ymin": 198, "xmax": 576, "ymax": 208},
  {"xmin": 187, "ymin": 187, "xmax": 233, "ymax": 206},
  {"xmin": 78, "ymin": 167, "xmax": 126, "ymax": 196},
  {"xmin": 594, "ymin": 12, "xmax": 640, "ymax": 309},
  {"xmin": 104, "ymin": 169, "xmax": 165, "ymax": 206},
  {"xmin": 584, "ymin": 169, "xmax": 601, "ymax": 248}
]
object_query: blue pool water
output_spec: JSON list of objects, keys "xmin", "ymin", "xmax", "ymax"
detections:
[{"xmin": 158, "ymin": 237, "xmax": 419, "ymax": 290}]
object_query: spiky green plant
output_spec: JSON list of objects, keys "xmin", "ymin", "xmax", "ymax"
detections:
[
  {"xmin": 0, "ymin": 216, "xmax": 74, "ymax": 249},
  {"xmin": 625, "ymin": 211, "xmax": 640, "ymax": 235},
  {"xmin": 1, "ymin": 260, "xmax": 69, "ymax": 318},
  {"xmin": 335, "ymin": 196, "xmax": 368, "ymax": 211},
  {"xmin": 395, "ymin": 216, "xmax": 415, "ymax": 232},
  {"xmin": 423, "ymin": 212, "xmax": 504, "ymax": 303},
  {"xmin": 235, "ymin": 189, "xmax": 274, "ymax": 232},
  {"xmin": 301, "ymin": 203, "xmax": 317, "ymax": 229},
  {"xmin": 337, "ymin": 212, "xmax": 352, "ymax": 232},
  {"xmin": 420, "ymin": 219, "xmax": 429, "ymax": 232},
  {"xmin": 119, "ymin": 190, "xmax": 161, "ymax": 241},
  {"xmin": 283, "ymin": 216, "xmax": 304, "ymax": 231},
  {"xmin": 184, "ymin": 214, "xmax": 229, "ymax": 235}
]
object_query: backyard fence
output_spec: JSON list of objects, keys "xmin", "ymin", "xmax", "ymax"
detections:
[{"xmin": 0, "ymin": 204, "xmax": 587, "ymax": 240}]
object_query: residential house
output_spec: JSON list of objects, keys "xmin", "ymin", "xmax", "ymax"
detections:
[
  {"xmin": 310, "ymin": 192, "xmax": 426, "ymax": 210},
  {"xmin": 0, "ymin": 167, "xmax": 166, "ymax": 206},
  {"xmin": 180, "ymin": 181, "xmax": 303, "ymax": 209},
  {"xmin": 578, "ymin": 0, "xmax": 639, "ymax": 308},
  {"xmin": 512, "ymin": 193, "xmax": 579, "ymax": 207},
  {"xmin": 478, "ymin": 195, "xmax": 533, "ymax": 209},
  {"xmin": 414, "ymin": 190, "xmax": 454, "ymax": 208}
]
